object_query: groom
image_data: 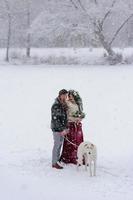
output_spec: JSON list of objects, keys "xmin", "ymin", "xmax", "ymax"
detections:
[{"xmin": 51, "ymin": 89, "xmax": 68, "ymax": 169}]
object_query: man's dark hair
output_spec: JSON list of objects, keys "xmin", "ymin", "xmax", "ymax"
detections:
[{"xmin": 58, "ymin": 89, "xmax": 68, "ymax": 96}]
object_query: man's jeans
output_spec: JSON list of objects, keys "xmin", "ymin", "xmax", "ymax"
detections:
[{"xmin": 52, "ymin": 132, "xmax": 64, "ymax": 165}]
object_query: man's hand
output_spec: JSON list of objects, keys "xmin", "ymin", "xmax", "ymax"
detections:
[{"xmin": 59, "ymin": 129, "xmax": 68, "ymax": 136}]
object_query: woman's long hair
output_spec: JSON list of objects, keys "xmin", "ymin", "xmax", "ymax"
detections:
[{"xmin": 68, "ymin": 90, "xmax": 83, "ymax": 113}]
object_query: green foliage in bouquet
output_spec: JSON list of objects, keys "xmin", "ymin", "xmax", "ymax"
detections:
[{"xmin": 72, "ymin": 111, "xmax": 85, "ymax": 119}]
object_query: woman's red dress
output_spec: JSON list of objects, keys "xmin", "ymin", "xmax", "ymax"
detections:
[{"xmin": 60, "ymin": 122, "xmax": 84, "ymax": 164}]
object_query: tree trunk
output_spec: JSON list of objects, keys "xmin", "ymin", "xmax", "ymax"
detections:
[
  {"xmin": 26, "ymin": 1, "xmax": 31, "ymax": 57},
  {"xmin": 96, "ymin": 31, "xmax": 115, "ymax": 56},
  {"xmin": 96, "ymin": 30, "xmax": 123, "ymax": 65},
  {"xmin": 6, "ymin": 16, "xmax": 11, "ymax": 62},
  {"xmin": 26, "ymin": 33, "xmax": 31, "ymax": 57},
  {"xmin": 5, "ymin": 0, "xmax": 11, "ymax": 62}
]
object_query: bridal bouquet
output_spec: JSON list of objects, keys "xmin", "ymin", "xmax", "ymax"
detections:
[{"xmin": 72, "ymin": 111, "xmax": 85, "ymax": 119}]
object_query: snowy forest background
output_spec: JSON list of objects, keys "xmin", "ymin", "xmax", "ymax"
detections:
[
  {"xmin": 1, "ymin": 1, "xmax": 133, "ymax": 199},
  {"xmin": 1, "ymin": 0, "xmax": 133, "ymax": 64}
]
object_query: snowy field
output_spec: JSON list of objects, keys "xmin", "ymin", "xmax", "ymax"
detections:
[{"xmin": 0, "ymin": 63, "xmax": 133, "ymax": 200}]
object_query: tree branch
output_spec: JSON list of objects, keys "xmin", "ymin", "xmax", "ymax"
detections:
[
  {"xmin": 101, "ymin": 0, "xmax": 117, "ymax": 26},
  {"xmin": 110, "ymin": 13, "xmax": 133, "ymax": 45},
  {"xmin": 94, "ymin": 0, "xmax": 98, "ymax": 4},
  {"xmin": 76, "ymin": 0, "xmax": 93, "ymax": 22},
  {"xmin": 70, "ymin": 0, "xmax": 78, "ymax": 9},
  {"xmin": 78, "ymin": 0, "xmax": 86, "ymax": 11}
]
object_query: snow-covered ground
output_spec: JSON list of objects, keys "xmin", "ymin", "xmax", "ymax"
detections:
[{"xmin": 0, "ymin": 64, "xmax": 133, "ymax": 200}]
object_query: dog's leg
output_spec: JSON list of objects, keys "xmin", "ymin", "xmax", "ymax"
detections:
[
  {"xmin": 84, "ymin": 155, "xmax": 88, "ymax": 171},
  {"xmin": 77, "ymin": 152, "xmax": 84, "ymax": 163},
  {"xmin": 85, "ymin": 163, "xmax": 87, "ymax": 171},
  {"xmin": 94, "ymin": 160, "xmax": 96, "ymax": 176},
  {"xmin": 89, "ymin": 161, "xmax": 92, "ymax": 177},
  {"xmin": 77, "ymin": 155, "xmax": 83, "ymax": 171},
  {"xmin": 77, "ymin": 163, "xmax": 81, "ymax": 171}
]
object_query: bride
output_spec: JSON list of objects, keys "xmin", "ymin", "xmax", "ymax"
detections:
[{"xmin": 60, "ymin": 90, "xmax": 85, "ymax": 164}]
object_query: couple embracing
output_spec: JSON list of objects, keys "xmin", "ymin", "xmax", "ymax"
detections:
[{"xmin": 51, "ymin": 89, "xmax": 85, "ymax": 169}]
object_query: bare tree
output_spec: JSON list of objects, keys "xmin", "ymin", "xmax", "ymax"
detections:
[
  {"xmin": 70, "ymin": 0, "xmax": 133, "ymax": 63},
  {"xmin": 26, "ymin": 0, "xmax": 31, "ymax": 57},
  {"xmin": 30, "ymin": 0, "xmax": 133, "ymax": 61},
  {"xmin": 4, "ymin": 0, "xmax": 12, "ymax": 62}
]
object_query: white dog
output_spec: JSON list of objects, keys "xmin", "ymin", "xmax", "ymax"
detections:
[{"xmin": 77, "ymin": 141, "xmax": 97, "ymax": 176}]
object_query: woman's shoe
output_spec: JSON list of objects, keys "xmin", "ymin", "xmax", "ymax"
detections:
[{"xmin": 52, "ymin": 162, "xmax": 63, "ymax": 169}]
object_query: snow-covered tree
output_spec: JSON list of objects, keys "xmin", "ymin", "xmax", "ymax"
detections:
[
  {"xmin": 22, "ymin": 0, "xmax": 32, "ymax": 57},
  {"xmin": 2, "ymin": 0, "xmax": 12, "ymax": 61},
  {"xmin": 0, "ymin": 0, "xmax": 45, "ymax": 52},
  {"xmin": 30, "ymin": 0, "xmax": 91, "ymax": 47},
  {"xmin": 0, "ymin": 0, "xmax": 28, "ymax": 61},
  {"xmin": 30, "ymin": 0, "xmax": 133, "ymax": 63},
  {"xmin": 1, "ymin": 0, "xmax": 133, "ymax": 53},
  {"xmin": 70, "ymin": 0, "xmax": 133, "ymax": 62}
]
